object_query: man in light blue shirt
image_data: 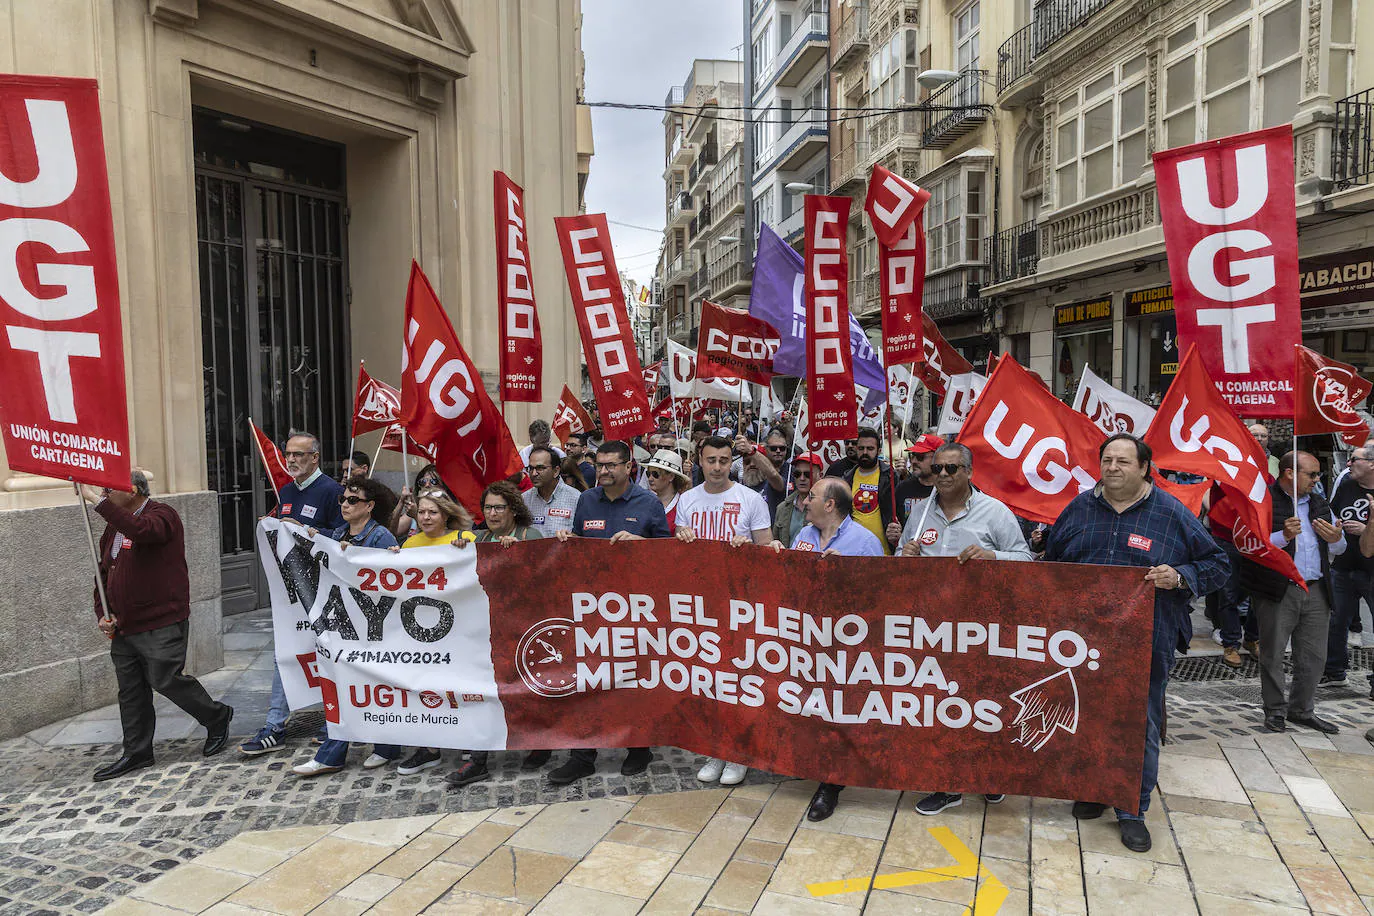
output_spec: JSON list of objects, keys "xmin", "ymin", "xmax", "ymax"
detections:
[{"xmin": 788, "ymin": 477, "xmax": 885, "ymax": 556}]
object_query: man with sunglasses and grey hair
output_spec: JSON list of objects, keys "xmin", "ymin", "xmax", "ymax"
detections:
[{"xmin": 897, "ymin": 442, "xmax": 1033, "ymax": 819}]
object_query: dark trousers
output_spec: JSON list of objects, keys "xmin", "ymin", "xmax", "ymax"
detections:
[
  {"xmin": 1206, "ymin": 537, "xmax": 1257, "ymax": 647},
  {"xmin": 1117, "ymin": 612, "xmax": 1178, "ymax": 821},
  {"xmin": 1327, "ymin": 568, "xmax": 1370, "ymax": 678},
  {"xmin": 111, "ymin": 620, "xmax": 228, "ymax": 759},
  {"xmin": 570, "ymin": 747, "xmax": 649, "ymax": 766},
  {"xmin": 1254, "ymin": 584, "xmax": 1330, "ymax": 719}
]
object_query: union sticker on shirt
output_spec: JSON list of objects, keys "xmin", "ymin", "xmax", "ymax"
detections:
[
  {"xmin": 854, "ymin": 484, "xmax": 880, "ymax": 515},
  {"xmin": 1127, "ymin": 534, "xmax": 1153, "ymax": 552},
  {"xmin": 583, "ymin": 519, "xmax": 606, "ymax": 531},
  {"xmin": 548, "ymin": 507, "xmax": 572, "ymax": 518},
  {"xmin": 795, "ymin": 541, "xmax": 816, "ymax": 552},
  {"xmin": 301, "ymin": 505, "xmax": 317, "ymax": 519},
  {"xmin": 920, "ymin": 528, "xmax": 939, "ymax": 546}
]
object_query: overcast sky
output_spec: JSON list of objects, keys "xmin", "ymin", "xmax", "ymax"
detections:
[{"xmin": 582, "ymin": 0, "xmax": 744, "ymax": 287}]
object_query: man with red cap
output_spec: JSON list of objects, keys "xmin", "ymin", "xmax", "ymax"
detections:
[
  {"xmin": 772, "ymin": 451, "xmax": 824, "ymax": 546},
  {"xmin": 894, "ymin": 433, "xmax": 943, "ymax": 525}
]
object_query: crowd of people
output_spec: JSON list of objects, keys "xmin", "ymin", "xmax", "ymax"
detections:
[{"xmin": 82, "ymin": 403, "xmax": 1374, "ymax": 857}]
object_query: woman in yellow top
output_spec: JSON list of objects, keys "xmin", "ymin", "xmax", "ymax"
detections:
[{"xmin": 388, "ymin": 490, "xmax": 474, "ymax": 775}]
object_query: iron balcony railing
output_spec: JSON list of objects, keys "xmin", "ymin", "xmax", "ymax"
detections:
[
  {"xmin": 665, "ymin": 85, "xmax": 685, "ymax": 108},
  {"xmin": 1032, "ymin": 0, "xmax": 1113, "ymax": 55},
  {"xmin": 921, "ymin": 70, "xmax": 988, "ymax": 149},
  {"xmin": 1333, "ymin": 89, "xmax": 1374, "ymax": 190},
  {"xmin": 997, "ymin": 23, "xmax": 1035, "ymax": 95},
  {"xmin": 832, "ymin": 4, "xmax": 870, "ymax": 68},
  {"xmin": 924, "ymin": 267, "xmax": 989, "ymax": 322},
  {"xmin": 988, "ymin": 220, "xmax": 1039, "ymax": 285}
]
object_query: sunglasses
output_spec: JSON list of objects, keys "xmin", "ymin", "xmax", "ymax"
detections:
[
  {"xmin": 792, "ymin": 469, "xmax": 813, "ymax": 478},
  {"xmin": 931, "ymin": 463, "xmax": 967, "ymax": 476},
  {"xmin": 646, "ymin": 469, "xmax": 666, "ymax": 479},
  {"xmin": 338, "ymin": 495, "xmax": 371, "ymax": 506}
]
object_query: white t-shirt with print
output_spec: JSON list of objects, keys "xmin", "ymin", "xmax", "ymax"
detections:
[{"xmin": 676, "ymin": 482, "xmax": 771, "ymax": 542}]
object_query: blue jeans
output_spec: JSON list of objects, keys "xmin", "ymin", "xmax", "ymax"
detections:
[
  {"xmin": 1117, "ymin": 612, "xmax": 1177, "ymax": 822},
  {"xmin": 1327, "ymin": 568, "xmax": 1371, "ymax": 678},
  {"xmin": 1206, "ymin": 537, "xmax": 1256, "ymax": 648},
  {"xmin": 314, "ymin": 739, "xmax": 402, "ymax": 768},
  {"xmin": 266, "ymin": 663, "xmax": 290, "ymax": 733}
]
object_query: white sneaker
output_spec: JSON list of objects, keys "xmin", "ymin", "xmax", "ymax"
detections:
[
  {"xmin": 362, "ymin": 753, "xmax": 393, "ymax": 769},
  {"xmin": 720, "ymin": 762, "xmax": 748, "ymax": 786},
  {"xmin": 697, "ymin": 757, "xmax": 725, "ymax": 782},
  {"xmin": 292, "ymin": 759, "xmax": 342, "ymax": 777},
  {"xmin": 1211, "ymin": 629, "xmax": 1224, "ymax": 646}
]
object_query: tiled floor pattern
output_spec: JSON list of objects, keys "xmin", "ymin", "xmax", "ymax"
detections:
[{"xmin": 101, "ymin": 726, "xmax": 1374, "ymax": 915}]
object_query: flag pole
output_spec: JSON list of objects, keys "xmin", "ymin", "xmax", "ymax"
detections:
[
  {"xmin": 401, "ymin": 423, "xmax": 411, "ymax": 492},
  {"xmin": 74, "ymin": 482, "xmax": 113, "ymax": 622},
  {"xmin": 370, "ymin": 429, "xmax": 386, "ymax": 479},
  {"xmin": 347, "ymin": 359, "xmax": 362, "ymax": 479},
  {"xmin": 884, "ymin": 365, "xmax": 898, "ymax": 522}
]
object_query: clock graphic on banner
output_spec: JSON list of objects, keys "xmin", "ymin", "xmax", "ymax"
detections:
[{"xmin": 516, "ymin": 618, "xmax": 578, "ymax": 697}]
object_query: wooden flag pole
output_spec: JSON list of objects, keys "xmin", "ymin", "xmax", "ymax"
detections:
[{"xmin": 74, "ymin": 482, "xmax": 113, "ymax": 622}]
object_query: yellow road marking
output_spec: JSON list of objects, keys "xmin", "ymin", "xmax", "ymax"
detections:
[{"xmin": 807, "ymin": 825, "xmax": 1007, "ymax": 916}]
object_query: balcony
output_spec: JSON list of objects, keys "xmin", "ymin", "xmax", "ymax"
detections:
[
  {"xmin": 1333, "ymin": 89, "xmax": 1374, "ymax": 190},
  {"xmin": 690, "ymin": 263, "xmax": 710, "ymax": 296},
  {"xmin": 924, "ymin": 267, "xmax": 989, "ymax": 323},
  {"xmin": 709, "ymin": 177, "xmax": 743, "ymax": 226},
  {"xmin": 922, "ymin": 70, "xmax": 989, "ymax": 149},
  {"xmin": 832, "ymin": 6, "xmax": 870, "ymax": 69},
  {"xmin": 1032, "ymin": 0, "xmax": 1113, "ymax": 55},
  {"xmin": 666, "ymin": 250, "xmax": 700, "ymax": 286},
  {"xmin": 688, "ymin": 145, "xmax": 718, "ymax": 187},
  {"xmin": 1038, "ymin": 184, "xmax": 1159, "ymax": 277},
  {"xmin": 761, "ymin": 112, "xmax": 828, "ymax": 176},
  {"xmin": 996, "ymin": 23, "xmax": 1037, "ymax": 106},
  {"xmin": 665, "ymin": 85, "xmax": 684, "ymax": 108},
  {"xmin": 868, "ymin": 110, "xmax": 921, "ymax": 164},
  {"xmin": 667, "ymin": 191, "xmax": 694, "ymax": 227},
  {"xmin": 757, "ymin": 12, "xmax": 829, "ymax": 92},
  {"xmin": 667, "ymin": 129, "xmax": 694, "ymax": 169},
  {"xmin": 988, "ymin": 221, "xmax": 1040, "ymax": 286},
  {"xmin": 854, "ymin": 270, "xmax": 880, "ymax": 318},
  {"xmin": 778, "ymin": 206, "xmax": 806, "ymax": 246},
  {"xmin": 832, "ymin": 138, "xmax": 872, "ymax": 193}
]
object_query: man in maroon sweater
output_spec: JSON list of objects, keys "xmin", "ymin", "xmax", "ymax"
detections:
[{"xmin": 81, "ymin": 470, "xmax": 233, "ymax": 781}]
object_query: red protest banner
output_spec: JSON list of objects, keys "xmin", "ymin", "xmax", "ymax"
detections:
[
  {"xmin": 400, "ymin": 261, "xmax": 522, "ymax": 512},
  {"xmin": 695, "ymin": 300, "xmax": 780, "ymax": 386},
  {"xmin": 249, "ymin": 419, "xmax": 292, "ymax": 495},
  {"xmin": 642, "ymin": 360, "xmax": 662, "ymax": 397},
  {"xmin": 379, "ymin": 423, "xmax": 436, "ymax": 462},
  {"xmin": 957, "ymin": 356, "xmax": 1103, "ymax": 525},
  {"xmin": 476, "ymin": 539, "xmax": 1154, "ymax": 812},
  {"xmin": 0, "ymin": 77, "xmax": 130, "ymax": 489},
  {"xmin": 552, "ymin": 384, "xmax": 594, "ymax": 445},
  {"xmin": 804, "ymin": 195, "xmax": 857, "ymax": 441},
  {"xmin": 918, "ymin": 313, "xmax": 974, "ymax": 399},
  {"xmin": 1294, "ymin": 345, "xmax": 1371, "ymax": 446},
  {"xmin": 864, "ymin": 165, "xmax": 929, "ymax": 365},
  {"xmin": 352, "ymin": 362, "xmax": 401, "ymax": 436},
  {"xmin": 1153, "ymin": 126, "xmax": 1300, "ymax": 417},
  {"xmin": 494, "ymin": 171, "xmax": 542, "ymax": 402},
  {"xmin": 1144, "ymin": 346, "xmax": 1304, "ymax": 588},
  {"xmin": 554, "ymin": 214, "xmax": 654, "ymax": 441}
]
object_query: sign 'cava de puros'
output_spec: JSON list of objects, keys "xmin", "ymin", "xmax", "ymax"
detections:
[
  {"xmin": 1153, "ymin": 125, "xmax": 1300, "ymax": 417},
  {"xmin": 0, "ymin": 77, "xmax": 130, "ymax": 489}
]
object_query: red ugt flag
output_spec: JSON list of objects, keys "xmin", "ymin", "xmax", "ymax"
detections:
[
  {"xmin": 804, "ymin": 195, "xmax": 857, "ymax": 440},
  {"xmin": 352, "ymin": 362, "xmax": 401, "ymax": 436},
  {"xmin": 696, "ymin": 300, "xmax": 780, "ymax": 386},
  {"xmin": 400, "ymin": 261, "xmax": 521, "ymax": 513},
  {"xmin": 864, "ymin": 165, "xmax": 930, "ymax": 365},
  {"xmin": 1144, "ymin": 346, "xmax": 1304, "ymax": 588},
  {"xmin": 249, "ymin": 418, "xmax": 292, "ymax": 495},
  {"xmin": 1294, "ymin": 345, "xmax": 1371, "ymax": 447},
  {"xmin": 554, "ymin": 214, "xmax": 654, "ymax": 441},
  {"xmin": 0, "ymin": 77, "xmax": 131, "ymax": 490},
  {"xmin": 1153, "ymin": 126, "xmax": 1300, "ymax": 417},
  {"xmin": 552, "ymin": 384, "xmax": 594, "ymax": 445},
  {"xmin": 494, "ymin": 171, "xmax": 542, "ymax": 402}
]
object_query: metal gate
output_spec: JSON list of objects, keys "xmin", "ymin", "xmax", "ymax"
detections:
[{"xmin": 194, "ymin": 110, "xmax": 350, "ymax": 613}]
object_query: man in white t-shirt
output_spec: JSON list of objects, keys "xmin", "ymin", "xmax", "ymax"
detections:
[
  {"xmin": 518, "ymin": 419, "xmax": 565, "ymax": 468},
  {"xmin": 674, "ymin": 435, "xmax": 772, "ymax": 786}
]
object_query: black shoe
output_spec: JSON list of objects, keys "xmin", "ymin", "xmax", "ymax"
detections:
[
  {"xmin": 915, "ymin": 792, "xmax": 963, "ymax": 816},
  {"xmin": 620, "ymin": 748, "xmax": 652, "ymax": 777},
  {"xmin": 1119, "ymin": 819, "xmax": 1152, "ymax": 852},
  {"xmin": 1072, "ymin": 801, "xmax": 1107, "ymax": 820},
  {"xmin": 396, "ymin": 748, "xmax": 443, "ymax": 775},
  {"xmin": 547, "ymin": 758, "xmax": 596, "ymax": 786},
  {"xmin": 1318, "ymin": 674, "xmax": 1348, "ymax": 689},
  {"xmin": 203, "ymin": 706, "xmax": 233, "ymax": 757},
  {"xmin": 1263, "ymin": 715, "xmax": 1287, "ymax": 732},
  {"xmin": 94, "ymin": 754, "xmax": 154, "ymax": 782},
  {"xmin": 521, "ymin": 750, "xmax": 552, "ymax": 770},
  {"xmin": 1289, "ymin": 714, "xmax": 1340, "ymax": 735},
  {"xmin": 807, "ymin": 786, "xmax": 840, "ymax": 822},
  {"xmin": 445, "ymin": 760, "xmax": 490, "ymax": 787},
  {"xmin": 985, "ymin": 794, "xmax": 1006, "ymax": 804}
]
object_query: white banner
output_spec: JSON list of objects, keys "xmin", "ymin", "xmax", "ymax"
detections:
[
  {"xmin": 1072, "ymin": 365, "xmax": 1157, "ymax": 436},
  {"xmin": 937, "ymin": 372, "xmax": 987, "ymax": 435},
  {"xmin": 259, "ymin": 519, "xmax": 509, "ymax": 749}
]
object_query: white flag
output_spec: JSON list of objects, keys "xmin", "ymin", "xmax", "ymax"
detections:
[
  {"xmin": 937, "ymin": 372, "xmax": 987, "ymax": 435},
  {"xmin": 758, "ymin": 383, "xmax": 785, "ymax": 424},
  {"xmin": 667, "ymin": 340, "xmax": 751, "ymax": 403},
  {"xmin": 1072, "ymin": 365, "xmax": 1156, "ymax": 436}
]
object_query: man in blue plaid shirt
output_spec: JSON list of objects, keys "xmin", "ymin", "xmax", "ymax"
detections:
[{"xmin": 1045, "ymin": 433, "xmax": 1228, "ymax": 854}]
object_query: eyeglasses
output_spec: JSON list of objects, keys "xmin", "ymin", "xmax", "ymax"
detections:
[
  {"xmin": 931, "ymin": 463, "xmax": 968, "ymax": 476},
  {"xmin": 283, "ymin": 450, "xmax": 315, "ymax": 459},
  {"xmin": 338, "ymin": 495, "xmax": 371, "ymax": 506},
  {"xmin": 792, "ymin": 471, "xmax": 813, "ymax": 481},
  {"xmin": 481, "ymin": 504, "xmax": 508, "ymax": 512},
  {"xmin": 526, "ymin": 465, "xmax": 552, "ymax": 473},
  {"xmin": 595, "ymin": 461, "xmax": 626, "ymax": 470}
]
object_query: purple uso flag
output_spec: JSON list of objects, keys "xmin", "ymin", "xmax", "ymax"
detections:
[{"xmin": 749, "ymin": 223, "xmax": 887, "ymax": 402}]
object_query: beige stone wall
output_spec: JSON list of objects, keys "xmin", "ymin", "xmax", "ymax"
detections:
[{"xmin": 0, "ymin": 0, "xmax": 586, "ymax": 509}]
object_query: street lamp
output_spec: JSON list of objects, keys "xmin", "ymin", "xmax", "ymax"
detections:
[
  {"xmin": 784, "ymin": 181, "xmax": 814, "ymax": 193},
  {"xmin": 917, "ymin": 69, "xmax": 962, "ymax": 90},
  {"xmin": 718, "ymin": 235, "xmax": 739, "ymax": 243}
]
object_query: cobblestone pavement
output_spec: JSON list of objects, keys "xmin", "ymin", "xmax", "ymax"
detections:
[{"xmin": 0, "ymin": 612, "xmax": 1370, "ymax": 915}]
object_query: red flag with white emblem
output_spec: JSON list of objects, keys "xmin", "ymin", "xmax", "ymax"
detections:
[
  {"xmin": 1293, "ymin": 345, "xmax": 1371, "ymax": 446},
  {"xmin": 352, "ymin": 362, "xmax": 401, "ymax": 436},
  {"xmin": 864, "ymin": 165, "xmax": 930, "ymax": 365},
  {"xmin": 552, "ymin": 384, "xmax": 595, "ymax": 445},
  {"xmin": 917, "ymin": 313, "xmax": 974, "ymax": 399},
  {"xmin": 248, "ymin": 418, "xmax": 292, "ymax": 496}
]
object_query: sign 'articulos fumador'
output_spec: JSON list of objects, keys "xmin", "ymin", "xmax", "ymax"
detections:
[
  {"xmin": 493, "ymin": 171, "xmax": 542, "ymax": 402},
  {"xmin": 1153, "ymin": 125, "xmax": 1300, "ymax": 417},
  {"xmin": 803, "ymin": 195, "xmax": 857, "ymax": 441},
  {"xmin": 261, "ymin": 519, "xmax": 1156, "ymax": 812},
  {"xmin": 864, "ymin": 164, "xmax": 930, "ymax": 366},
  {"xmin": 554, "ymin": 214, "xmax": 654, "ymax": 441},
  {"xmin": 0, "ymin": 76, "xmax": 130, "ymax": 490}
]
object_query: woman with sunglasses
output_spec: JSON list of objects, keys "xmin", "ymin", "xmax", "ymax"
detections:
[
  {"xmin": 447, "ymin": 481, "xmax": 550, "ymax": 786},
  {"xmin": 642, "ymin": 449, "xmax": 690, "ymax": 527},
  {"xmin": 559, "ymin": 456, "xmax": 590, "ymax": 492},
  {"xmin": 386, "ymin": 489, "xmax": 476, "ymax": 775},
  {"xmin": 292, "ymin": 477, "xmax": 405, "ymax": 777},
  {"xmin": 390, "ymin": 463, "xmax": 451, "ymax": 539}
]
